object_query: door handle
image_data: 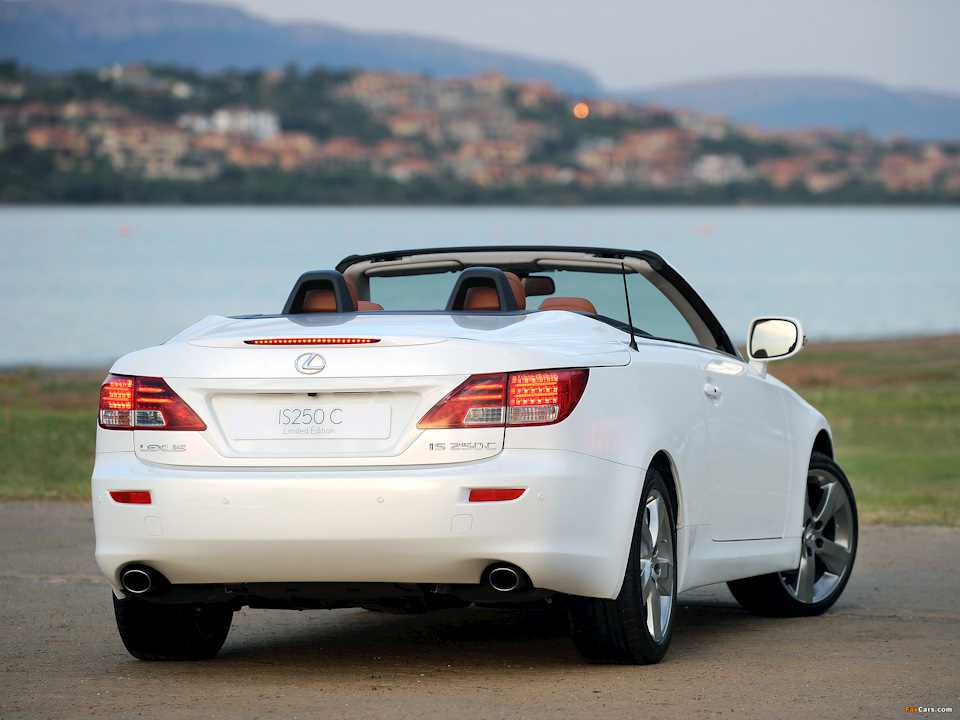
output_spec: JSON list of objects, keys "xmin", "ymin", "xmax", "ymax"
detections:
[{"xmin": 703, "ymin": 383, "xmax": 722, "ymax": 400}]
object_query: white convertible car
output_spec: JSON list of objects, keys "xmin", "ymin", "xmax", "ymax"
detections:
[{"xmin": 93, "ymin": 246, "xmax": 857, "ymax": 664}]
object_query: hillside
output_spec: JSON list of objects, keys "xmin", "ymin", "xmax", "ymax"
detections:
[
  {"xmin": 625, "ymin": 77, "xmax": 960, "ymax": 141},
  {"xmin": 2, "ymin": 63, "xmax": 959, "ymax": 204},
  {"xmin": 0, "ymin": 0, "xmax": 601, "ymax": 95},
  {"xmin": 3, "ymin": 1, "xmax": 960, "ymax": 140}
]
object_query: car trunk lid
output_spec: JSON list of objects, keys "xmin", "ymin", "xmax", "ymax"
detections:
[{"xmin": 117, "ymin": 312, "xmax": 629, "ymax": 468}]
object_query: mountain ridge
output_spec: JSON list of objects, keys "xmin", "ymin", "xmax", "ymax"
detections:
[
  {"xmin": 620, "ymin": 76, "xmax": 960, "ymax": 140},
  {"xmin": 0, "ymin": 0, "xmax": 602, "ymax": 94},
  {"xmin": 2, "ymin": 0, "xmax": 958, "ymax": 140}
]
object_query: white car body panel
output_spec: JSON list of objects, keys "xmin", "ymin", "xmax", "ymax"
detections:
[
  {"xmin": 93, "ymin": 447, "xmax": 644, "ymax": 598},
  {"xmin": 92, "ymin": 247, "xmax": 835, "ymax": 607}
]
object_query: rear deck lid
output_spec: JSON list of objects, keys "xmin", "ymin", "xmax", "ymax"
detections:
[{"xmin": 118, "ymin": 311, "xmax": 629, "ymax": 468}]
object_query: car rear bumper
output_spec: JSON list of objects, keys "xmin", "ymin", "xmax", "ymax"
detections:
[{"xmin": 92, "ymin": 449, "xmax": 644, "ymax": 599}]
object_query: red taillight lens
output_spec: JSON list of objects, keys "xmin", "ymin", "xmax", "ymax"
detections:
[
  {"xmin": 417, "ymin": 373, "xmax": 507, "ymax": 429},
  {"xmin": 99, "ymin": 375, "xmax": 135, "ymax": 413},
  {"xmin": 417, "ymin": 369, "xmax": 588, "ymax": 429},
  {"xmin": 507, "ymin": 369, "xmax": 589, "ymax": 426},
  {"xmin": 99, "ymin": 375, "xmax": 206, "ymax": 431}
]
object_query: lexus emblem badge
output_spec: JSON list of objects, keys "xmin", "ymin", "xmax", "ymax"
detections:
[{"xmin": 294, "ymin": 352, "xmax": 326, "ymax": 375}]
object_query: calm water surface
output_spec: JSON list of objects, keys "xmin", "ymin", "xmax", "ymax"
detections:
[{"xmin": 1, "ymin": 206, "xmax": 958, "ymax": 366}]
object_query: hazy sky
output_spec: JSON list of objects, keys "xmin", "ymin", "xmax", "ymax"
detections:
[{"xmin": 192, "ymin": 0, "xmax": 960, "ymax": 95}]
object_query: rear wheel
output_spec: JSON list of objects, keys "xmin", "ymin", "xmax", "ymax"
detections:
[
  {"xmin": 113, "ymin": 594, "xmax": 234, "ymax": 661},
  {"xmin": 569, "ymin": 467, "xmax": 677, "ymax": 664},
  {"xmin": 728, "ymin": 452, "xmax": 857, "ymax": 616}
]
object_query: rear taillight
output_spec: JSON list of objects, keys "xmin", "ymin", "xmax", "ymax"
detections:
[
  {"xmin": 417, "ymin": 373, "xmax": 508, "ymax": 429},
  {"xmin": 418, "ymin": 369, "xmax": 588, "ymax": 429},
  {"xmin": 98, "ymin": 375, "xmax": 206, "ymax": 431},
  {"xmin": 507, "ymin": 370, "xmax": 585, "ymax": 425}
]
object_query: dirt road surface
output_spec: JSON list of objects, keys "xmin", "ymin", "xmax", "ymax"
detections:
[{"xmin": 1, "ymin": 502, "xmax": 957, "ymax": 719}]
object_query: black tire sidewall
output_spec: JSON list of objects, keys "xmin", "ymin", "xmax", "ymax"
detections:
[
  {"xmin": 789, "ymin": 452, "xmax": 858, "ymax": 614},
  {"xmin": 619, "ymin": 467, "xmax": 678, "ymax": 660},
  {"xmin": 567, "ymin": 466, "xmax": 679, "ymax": 664},
  {"xmin": 113, "ymin": 594, "xmax": 233, "ymax": 661}
]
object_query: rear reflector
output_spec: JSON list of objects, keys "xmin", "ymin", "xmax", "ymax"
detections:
[
  {"xmin": 110, "ymin": 491, "xmax": 152, "ymax": 504},
  {"xmin": 99, "ymin": 375, "xmax": 206, "ymax": 431},
  {"xmin": 469, "ymin": 488, "xmax": 526, "ymax": 502},
  {"xmin": 418, "ymin": 369, "xmax": 588, "ymax": 429},
  {"xmin": 244, "ymin": 338, "xmax": 380, "ymax": 345}
]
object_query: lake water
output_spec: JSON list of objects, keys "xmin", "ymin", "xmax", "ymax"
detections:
[{"xmin": 1, "ymin": 205, "xmax": 958, "ymax": 367}]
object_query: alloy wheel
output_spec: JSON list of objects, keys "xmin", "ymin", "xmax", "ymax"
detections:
[
  {"xmin": 640, "ymin": 489, "xmax": 675, "ymax": 642},
  {"xmin": 779, "ymin": 467, "xmax": 855, "ymax": 604}
]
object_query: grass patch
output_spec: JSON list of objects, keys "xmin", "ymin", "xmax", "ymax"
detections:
[
  {"xmin": 2, "ymin": 335, "xmax": 958, "ymax": 526},
  {"xmin": 0, "ymin": 369, "xmax": 103, "ymax": 500},
  {"xmin": 772, "ymin": 335, "xmax": 960, "ymax": 526}
]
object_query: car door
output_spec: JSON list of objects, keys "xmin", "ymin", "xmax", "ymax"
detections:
[
  {"xmin": 616, "ymin": 256, "xmax": 793, "ymax": 542},
  {"xmin": 698, "ymin": 355, "xmax": 792, "ymax": 541}
]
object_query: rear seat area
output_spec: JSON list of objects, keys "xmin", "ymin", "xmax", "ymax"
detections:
[
  {"xmin": 303, "ymin": 273, "xmax": 383, "ymax": 312},
  {"xmin": 462, "ymin": 271, "xmax": 526, "ymax": 311},
  {"xmin": 298, "ymin": 268, "xmax": 594, "ymax": 315}
]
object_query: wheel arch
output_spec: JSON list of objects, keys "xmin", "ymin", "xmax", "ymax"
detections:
[
  {"xmin": 648, "ymin": 450, "xmax": 682, "ymax": 527},
  {"xmin": 783, "ymin": 404, "xmax": 836, "ymax": 538},
  {"xmin": 812, "ymin": 429, "xmax": 834, "ymax": 459},
  {"xmin": 602, "ymin": 450, "xmax": 682, "ymax": 602}
]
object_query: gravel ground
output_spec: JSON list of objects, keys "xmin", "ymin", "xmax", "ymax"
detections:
[{"xmin": 0, "ymin": 502, "xmax": 957, "ymax": 719}]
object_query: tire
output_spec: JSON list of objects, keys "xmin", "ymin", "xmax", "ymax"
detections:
[
  {"xmin": 728, "ymin": 451, "xmax": 858, "ymax": 617},
  {"xmin": 113, "ymin": 593, "xmax": 234, "ymax": 661},
  {"xmin": 569, "ymin": 467, "xmax": 677, "ymax": 664}
]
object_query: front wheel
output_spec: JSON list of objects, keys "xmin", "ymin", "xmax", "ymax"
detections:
[
  {"xmin": 728, "ymin": 451, "xmax": 858, "ymax": 617},
  {"xmin": 113, "ymin": 594, "xmax": 234, "ymax": 661},
  {"xmin": 569, "ymin": 467, "xmax": 677, "ymax": 664}
]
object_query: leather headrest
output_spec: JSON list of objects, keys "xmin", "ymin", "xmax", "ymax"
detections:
[
  {"xmin": 463, "ymin": 286, "xmax": 502, "ymax": 311},
  {"xmin": 538, "ymin": 296, "xmax": 598, "ymax": 314},
  {"xmin": 303, "ymin": 289, "xmax": 340, "ymax": 312}
]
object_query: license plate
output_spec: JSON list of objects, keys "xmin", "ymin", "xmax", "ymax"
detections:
[{"xmin": 231, "ymin": 404, "xmax": 391, "ymax": 440}]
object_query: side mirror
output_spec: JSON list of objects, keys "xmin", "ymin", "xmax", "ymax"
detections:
[{"xmin": 747, "ymin": 317, "xmax": 805, "ymax": 375}]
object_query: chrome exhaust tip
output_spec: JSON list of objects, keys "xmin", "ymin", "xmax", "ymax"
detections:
[
  {"xmin": 120, "ymin": 567, "xmax": 153, "ymax": 594},
  {"xmin": 486, "ymin": 564, "xmax": 524, "ymax": 592}
]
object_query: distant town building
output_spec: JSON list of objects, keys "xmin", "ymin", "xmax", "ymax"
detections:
[
  {"xmin": 210, "ymin": 108, "xmax": 280, "ymax": 141},
  {"xmin": 97, "ymin": 124, "xmax": 193, "ymax": 179},
  {"xmin": 3, "ymin": 66, "xmax": 958, "ymax": 198},
  {"xmin": 693, "ymin": 154, "xmax": 752, "ymax": 185},
  {"xmin": 387, "ymin": 157, "xmax": 437, "ymax": 183}
]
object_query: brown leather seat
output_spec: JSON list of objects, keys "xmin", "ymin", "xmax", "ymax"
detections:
[
  {"xmin": 344, "ymin": 275, "xmax": 384, "ymax": 311},
  {"xmin": 303, "ymin": 274, "xmax": 384, "ymax": 312},
  {"xmin": 463, "ymin": 286, "xmax": 502, "ymax": 311},
  {"xmin": 538, "ymin": 296, "xmax": 598, "ymax": 314},
  {"xmin": 504, "ymin": 272, "xmax": 525, "ymax": 310},
  {"xmin": 461, "ymin": 272, "xmax": 525, "ymax": 311},
  {"xmin": 303, "ymin": 289, "xmax": 340, "ymax": 312}
]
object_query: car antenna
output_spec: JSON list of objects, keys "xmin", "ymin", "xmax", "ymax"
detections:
[{"xmin": 621, "ymin": 261, "xmax": 638, "ymax": 351}]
